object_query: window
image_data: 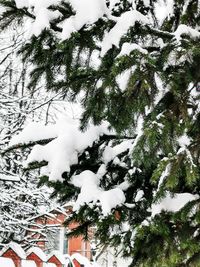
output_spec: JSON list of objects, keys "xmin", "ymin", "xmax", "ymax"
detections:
[
  {"xmin": 45, "ymin": 226, "xmax": 68, "ymax": 254},
  {"xmin": 60, "ymin": 227, "xmax": 68, "ymax": 254},
  {"xmin": 82, "ymin": 240, "xmax": 87, "ymax": 256},
  {"xmin": 63, "ymin": 228, "xmax": 68, "ymax": 254},
  {"xmin": 45, "ymin": 226, "xmax": 60, "ymax": 253}
]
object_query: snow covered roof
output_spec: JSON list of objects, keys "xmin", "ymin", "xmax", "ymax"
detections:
[
  {"xmin": 48, "ymin": 250, "xmax": 66, "ymax": 264},
  {"xmin": 62, "ymin": 202, "xmax": 74, "ymax": 209},
  {"xmin": 27, "ymin": 202, "xmax": 74, "ymax": 222},
  {"xmin": 71, "ymin": 253, "xmax": 92, "ymax": 267},
  {"xmin": 0, "ymin": 257, "xmax": 15, "ymax": 267},
  {"xmin": 26, "ymin": 246, "xmax": 47, "ymax": 261},
  {"xmin": 27, "ymin": 212, "xmax": 58, "ymax": 222},
  {"xmin": 0, "ymin": 242, "xmax": 26, "ymax": 259},
  {"xmin": 21, "ymin": 259, "xmax": 37, "ymax": 267}
]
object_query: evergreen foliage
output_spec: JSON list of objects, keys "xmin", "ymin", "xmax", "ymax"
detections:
[{"xmin": 1, "ymin": 0, "xmax": 200, "ymax": 265}]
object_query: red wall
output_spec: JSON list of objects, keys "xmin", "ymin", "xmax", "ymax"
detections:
[
  {"xmin": 27, "ymin": 253, "xmax": 43, "ymax": 267},
  {"xmin": 2, "ymin": 249, "xmax": 21, "ymax": 267},
  {"xmin": 48, "ymin": 255, "xmax": 62, "ymax": 267},
  {"xmin": 73, "ymin": 259, "xmax": 82, "ymax": 267}
]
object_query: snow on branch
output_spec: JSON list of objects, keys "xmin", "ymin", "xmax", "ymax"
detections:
[
  {"xmin": 174, "ymin": 24, "xmax": 200, "ymax": 41},
  {"xmin": 100, "ymin": 10, "xmax": 149, "ymax": 56},
  {"xmin": 7, "ymin": 119, "xmax": 112, "ymax": 181},
  {"xmin": 2, "ymin": 138, "xmax": 55, "ymax": 156},
  {"xmin": 5, "ymin": 117, "xmax": 136, "ymax": 216},
  {"xmin": 71, "ymin": 170, "xmax": 126, "ymax": 215},
  {"xmin": 151, "ymin": 192, "xmax": 199, "ymax": 217},
  {"xmin": 0, "ymin": 173, "xmax": 20, "ymax": 182},
  {"xmin": 10, "ymin": 0, "xmax": 199, "ymax": 60}
]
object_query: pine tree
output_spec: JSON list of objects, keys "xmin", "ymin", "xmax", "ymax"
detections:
[{"xmin": 1, "ymin": 0, "xmax": 200, "ymax": 266}]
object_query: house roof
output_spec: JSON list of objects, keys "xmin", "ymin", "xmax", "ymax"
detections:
[
  {"xmin": 71, "ymin": 253, "xmax": 92, "ymax": 266},
  {"xmin": 48, "ymin": 250, "xmax": 66, "ymax": 264},
  {"xmin": 27, "ymin": 202, "xmax": 74, "ymax": 222},
  {"xmin": 26, "ymin": 246, "xmax": 47, "ymax": 261},
  {"xmin": 0, "ymin": 242, "xmax": 26, "ymax": 259}
]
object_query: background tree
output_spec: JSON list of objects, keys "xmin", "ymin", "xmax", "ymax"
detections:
[
  {"xmin": 0, "ymin": 23, "xmax": 64, "ymax": 246},
  {"xmin": 1, "ymin": 0, "xmax": 200, "ymax": 266}
]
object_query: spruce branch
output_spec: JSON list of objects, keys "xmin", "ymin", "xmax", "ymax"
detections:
[
  {"xmin": 2, "ymin": 138, "xmax": 55, "ymax": 156},
  {"xmin": 23, "ymin": 160, "xmax": 48, "ymax": 171}
]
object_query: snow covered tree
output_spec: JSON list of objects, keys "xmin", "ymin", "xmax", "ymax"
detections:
[
  {"xmin": 1, "ymin": 0, "xmax": 200, "ymax": 266},
  {"xmin": 0, "ymin": 25, "xmax": 59, "ymax": 245}
]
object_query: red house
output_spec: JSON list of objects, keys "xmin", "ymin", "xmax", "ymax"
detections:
[{"xmin": 26, "ymin": 203, "xmax": 93, "ymax": 265}]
